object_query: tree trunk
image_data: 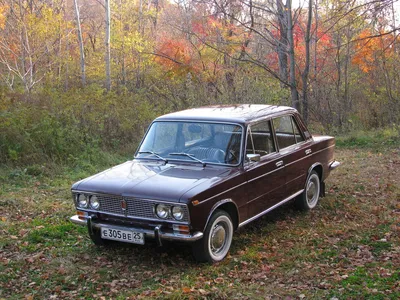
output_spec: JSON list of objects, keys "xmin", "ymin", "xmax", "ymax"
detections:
[
  {"xmin": 286, "ymin": 0, "xmax": 300, "ymax": 111},
  {"xmin": 276, "ymin": 0, "xmax": 288, "ymax": 90},
  {"xmin": 301, "ymin": 0, "xmax": 312, "ymax": 124},
  {"xmin": 73, "ymin": 0, "xmax": 86, "ymax": 86},
  {"xmin": 105, "ymin": 0, "xmax": 111, "ymax": 91}
]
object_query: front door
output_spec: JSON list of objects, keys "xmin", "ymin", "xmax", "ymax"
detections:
[{"xmin": 244, "ymin": 120, "xmax": 286, "ymax": 218}]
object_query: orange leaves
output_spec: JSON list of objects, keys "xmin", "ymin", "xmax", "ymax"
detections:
[
  {"xmin": 155, "ymin": 16, "xmax": 246, "ymax": 80},
  {"xmin": 353, "ymin": 29, "xmax": 396, "ymax": 73},
  {"xmin": 156, "ymin": 38, "xmax": 193, "ymax": 74}
]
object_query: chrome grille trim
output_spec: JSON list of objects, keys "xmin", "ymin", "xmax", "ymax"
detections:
[{"xmin": 72, "ymin": 191, "xmax": 190, "ymax": 223}]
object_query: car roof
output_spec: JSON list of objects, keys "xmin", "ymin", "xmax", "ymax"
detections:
[{"xmin": 155, "ymin": 104, "xmax": 296, "ymax": 124}]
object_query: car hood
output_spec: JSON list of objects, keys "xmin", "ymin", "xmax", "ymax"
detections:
[{"xmin": 71, "ymin": 160, "xmax": 231, "ymax": 203}]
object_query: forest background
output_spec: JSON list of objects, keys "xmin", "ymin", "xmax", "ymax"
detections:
[{"xmin": 0, "ymin": 0, "xmax": 399, "ymax": 166}]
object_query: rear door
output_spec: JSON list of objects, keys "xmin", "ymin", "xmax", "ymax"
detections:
[{"xmin": 272, "ymin": 115, "xmax": 311, "ymax": 197}]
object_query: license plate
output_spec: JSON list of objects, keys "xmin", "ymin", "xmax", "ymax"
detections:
[{"xmin": 101, "ymin": 227, "xmax": 144, "ymax": 245}]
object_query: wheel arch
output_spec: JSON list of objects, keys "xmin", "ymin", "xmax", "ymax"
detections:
[
  {"xmin": 203, "ymin": 199, "xmax": 239, "ymax": 232},
  {"xmin": 308, "ymin": 163, "xmax": 323, "ymax": 181}
]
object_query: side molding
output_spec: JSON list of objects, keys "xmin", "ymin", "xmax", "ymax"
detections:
[{"xmin": 238, "ymin": 189, "xmax": 303, "ymax": 228}]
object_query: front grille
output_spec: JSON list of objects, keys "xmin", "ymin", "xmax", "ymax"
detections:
[
  {"xmin": 97, "ymin": 194, "xmax": 124, "ymax": 215},
  {"xmin": 124, "ymin": 197, "xmax": 155, "ymax": 219},
  {"xmin": 73, "ymin": 192, "xmax": 189, "ymax": 223}
]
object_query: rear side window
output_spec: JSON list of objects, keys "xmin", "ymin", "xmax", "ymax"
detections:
[{"xmin": 273, "ymin": 115, "xmax": 305, "ymax": 149}]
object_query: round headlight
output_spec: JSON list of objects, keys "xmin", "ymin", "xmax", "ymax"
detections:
[
  {"xmin": 77, "ymin": 194, "xmax": 88, "ymax": 208},
  {"xmin": 172, "ymin": 206, "xmax": 184, "ymax": 220},
  {"xmin": 155, "ymin": 204, "xmax": 169, "ymax": 219},
  {"xmin": 90, "ymin": 195, "xmax": 100, "ymax": 209}
]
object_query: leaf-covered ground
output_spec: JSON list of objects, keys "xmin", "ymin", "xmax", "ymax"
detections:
[{"xmin": 1, "ymin": 146, "xmax": 399, "ymax": 299}]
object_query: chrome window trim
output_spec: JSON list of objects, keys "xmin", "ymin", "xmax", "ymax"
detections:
[{"xmin": 271, "ymin": 113, "xmax": 308, "ymax": 151}]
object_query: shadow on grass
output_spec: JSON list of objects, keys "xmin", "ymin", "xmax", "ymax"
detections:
[{"xmin": 81, "ymin": 200, "xmax": 303, "ymax": 269}]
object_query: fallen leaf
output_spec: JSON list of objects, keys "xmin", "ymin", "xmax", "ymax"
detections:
[
  {"xmin": 198, "ymin": 289, "xmax": 208, "ymax": 295},
  {"xmin": 214, "ymin": 277, "xmax": 224, "ymax": 284}
]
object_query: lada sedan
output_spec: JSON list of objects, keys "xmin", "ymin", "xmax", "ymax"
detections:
[{"xmin": 70, "ymin": 105, "xmax": 340, "ymax": 262}]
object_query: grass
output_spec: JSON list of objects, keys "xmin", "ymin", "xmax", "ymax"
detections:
[
  {"xmin": 335, "ymin": 126, "xmax": 400, "ymax": 149},
  {"xmin": 0, "ymin": 132, "xmax": 399, "ymax": 299}
]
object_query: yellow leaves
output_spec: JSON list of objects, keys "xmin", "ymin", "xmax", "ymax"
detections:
[
  {"xmin": 0, "ymin": 4, "xmax": 9, "ymax": 29},
  {"xmin": 26, "ymin": 5, "xmax": 65, "ymax": 42}
]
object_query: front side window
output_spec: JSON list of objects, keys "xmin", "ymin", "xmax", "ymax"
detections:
[
  {"xmin": 246, "ymin": 120, "xmax": 276, "ymax": 157},
  {"xmin": 137, "ymin": 121, "xmax": 243, "ymax": 165},
  {"xmin": 273, "ymin": 115, "xmax": 305, "ymax": 149}
]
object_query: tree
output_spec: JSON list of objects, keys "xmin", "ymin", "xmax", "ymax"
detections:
[
  {"xmin": 73, "ymin": 0, "xmax": 86, "ymax": 86},
  {"xmin": 105, "ymin": 0, "xmax": 111, "ymax": 90}
]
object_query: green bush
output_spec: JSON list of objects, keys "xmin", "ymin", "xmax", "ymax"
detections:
[{"xmin": 0, "ymin": 85, "xmax": 163, "ymax": 165}]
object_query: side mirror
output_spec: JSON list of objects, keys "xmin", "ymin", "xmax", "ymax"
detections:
[{"xmin": 246, "ymin": 153, "xmax": 260, "ymax": 162}]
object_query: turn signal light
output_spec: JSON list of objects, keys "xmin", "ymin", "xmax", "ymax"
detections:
[
  {"xmin": 173, "ymin": 224, "xmax": 190, "ymax": 234},
  {"xmin": 77, "ymin": 211, "xmax": 88, "ymax": 220}
]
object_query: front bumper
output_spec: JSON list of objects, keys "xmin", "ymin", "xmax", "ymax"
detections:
[{"xmin": 70, "ymin": 215, "xmax": 203, "ymax": 243}]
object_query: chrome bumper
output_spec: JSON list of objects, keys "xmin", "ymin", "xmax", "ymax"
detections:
[
  {"xmin": 70, "ymin": 215, "xmax": 203, "ymax": 243},
  {"xmin": 329, "ymin": 160, "xmax": 341, "ymax": 170}
]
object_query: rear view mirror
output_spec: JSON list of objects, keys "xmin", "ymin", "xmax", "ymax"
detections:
[{"xmin": 246, "ymin": 154, "xmax": 260, "ymax": 162}]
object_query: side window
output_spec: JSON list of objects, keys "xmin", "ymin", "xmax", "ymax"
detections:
[
  {"xmin": 273, "ymin": 115, "xmax": 305, "ymax": 149},
  {"xmin": 293, "ymin": 120, "xmax": 305, "ymax": 143},
  {"xmin": 246, "ymin": 120, "xmax": 276, "ymax": 157}
]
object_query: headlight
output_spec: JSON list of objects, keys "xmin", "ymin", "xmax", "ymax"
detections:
[
  {"xmin": 77, "ymin": 194, "xmax": 88, "ymax": 208},
  {"xmin": 172, "ymin": 206, "xmax": 184, "ymax": 220},
  {"xmin": 89, "ymin": 195, "xmax": 100, "ymax": 209},
  {"xmin": 155, "ymin": 204, "xmax": 169, "ymax": 219}
]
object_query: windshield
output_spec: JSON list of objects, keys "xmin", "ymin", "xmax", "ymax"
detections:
[{"xmin": 136, "ymin": 121, "xmax": 243, "ymax": 166}]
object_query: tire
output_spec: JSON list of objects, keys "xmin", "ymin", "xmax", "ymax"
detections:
[
  {"xmin": 295, "ymin": 170, "xmax": 321, "ymax": 211},
  {"xmin": 192, "ymin": 210, "xmax": 233, "ymax": 263}
]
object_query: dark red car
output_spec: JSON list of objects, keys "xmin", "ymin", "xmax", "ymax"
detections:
[{"xmin": 70, "ymin": 105, "xmax": 340, "ymax": 262}]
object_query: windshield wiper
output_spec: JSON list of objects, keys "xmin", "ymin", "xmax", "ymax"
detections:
[
  {"xmin": 137, "ymin": 151, "xmax": 168, "ymax": 163},
  {"xmin": 169, "ymin": 152, "xmax": 206, "ymax": 167}
]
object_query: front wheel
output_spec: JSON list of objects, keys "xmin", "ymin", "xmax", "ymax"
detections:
[
  {"xmin": 295, "ymin": 170, "xmax": 321, "ymax": 210},
  {"xmin": 192, "ymin": 210, "xmax": 233, "ymax": 263}
]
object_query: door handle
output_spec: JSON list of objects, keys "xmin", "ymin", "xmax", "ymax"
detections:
[
  {"xmin": 305, "ymin": 149, "xmax": 312, "ymax": 155},
  {"xmin": 276, "ymin": 160, "xmax": 283, "ymax": 167}
]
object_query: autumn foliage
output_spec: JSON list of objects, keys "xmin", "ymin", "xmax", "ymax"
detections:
[
  {"xmin": 352, "ymin": 29, "xmax": 397, "ymax": 73},
  {"xmin": 0, "ymin": 0, "xmax": 399, "ymax": 164}
]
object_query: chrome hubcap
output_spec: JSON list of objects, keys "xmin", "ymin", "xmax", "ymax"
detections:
[
  {"xmin": 306, "ymin": 175, "xmax": 319, "ymax": 207},
  {"xmin": 307, "ymin": 181, "xmax": 316, "ymax": 200},
  {"xmin": 211, "ymin": 224, "xmax": 226, "ymax": 253}
]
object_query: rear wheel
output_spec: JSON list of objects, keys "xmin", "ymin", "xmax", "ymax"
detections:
[
  {"xmin": 192, "ymin": 210, "xmax": 233, "ymax": 263},
  {"xmin": 296, "ymin": 170, "xmax": 321, "ymax": 210}
]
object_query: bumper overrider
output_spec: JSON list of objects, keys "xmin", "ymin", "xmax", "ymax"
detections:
[
  {"xmin": 329, "ymin": 160, "xmax": 340, "ymax": 170},
  {"xmin": 70, "ymin": 215, "xmax": 203, "ymax": 245}
]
